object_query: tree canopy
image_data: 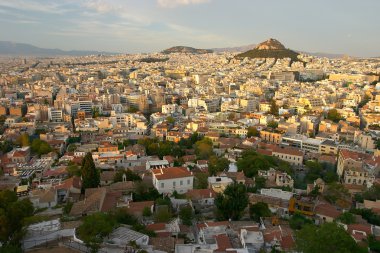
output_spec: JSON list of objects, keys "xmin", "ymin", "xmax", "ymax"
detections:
[
  {"xmin": 195, "ymin": 138, "xmax": 214, "ymax": 160},
  {"xmin": 77, "ymin": 212, "xmax": 117, "ymax": 253},
  {"xmin": 295, "ymin": 223, "xmax": 366, "ymax": 253},
  {"xmin": 215, "ymin": 183, "xmax": 248, "ymax": 220},
  {"xmin": 208, "ymin": 156, "xmax": 229, "ymax": 176},
  {"xmin": 237, "ymin": 150, "xmax": 275, "ymax": 178},
  {"xmin": 247, "ymin": 126, "xmax": 259, "ymax": 138},
  {"xmin": 0, "ymin": 190, "xmax": 34, "ymax": 247},
  {"xmin": 327, "ymin": 109, "xmax": 343, "ymax": 123},
  {"xmin": 249, "ymin": 202, "xmax": 272, "ymax": 222}
]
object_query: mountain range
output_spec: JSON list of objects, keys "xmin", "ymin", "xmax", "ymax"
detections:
[
  {"xmin": 0, "ymin": 41, "xmax": 114, "ymax": 56},
  {"xmin": 0, "ymin": 40, "xmax": 345, "ymax": 59}
]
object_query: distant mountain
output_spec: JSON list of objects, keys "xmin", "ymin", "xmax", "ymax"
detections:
[
  {"xmin": 0, "ymin": 41, "xmax": 115, "ymax": 56},
  {"xmin": 236, "ymin": 38, "xmax": 300, "ymax": 61},
  {"xmin": 162, "ymin": 46, "xmax": 213, "ymax": 54},
  {"xmin": 211, "ymin": 44, "xmax": 256, "ymax": 53}
]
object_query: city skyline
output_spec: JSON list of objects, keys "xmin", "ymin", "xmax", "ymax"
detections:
[{"xmin": 0, "ymin": 0, "xmax": 380, "ymax": 57}]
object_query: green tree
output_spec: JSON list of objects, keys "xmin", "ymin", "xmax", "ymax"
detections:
[
  {"xmin": 289, "ymin": 213, "xmax": 313, "ymax": 230},
  {"xmin": 166, "ymin": 116, "xmax": 175, "ymax": 124},
  {"xmin": 0, "ymin": 140, "xmax": 13, "ymax": 154},
  {"xmin": 77, "ymin": 212, "xmax": 116, "ymax": 253},
  {"xmin": 194, "ymin": 173, "xmax": 208, "ymax": 189},
  {"xmin": 31, "ymin": 139, "xmax": 52, "ymax": 156},
  {"xmin": 195, "ymin": 138, "xmax": 214, "ymax": 160},
  {"xmin": 67, "ymin": 143, "xmax": 77, "ymax": 152},
  {"xmin": 237, "ymin": 151, "xmax": 272, "ymax": 178},
  {"xmin": 267, "ymin": 120, "xmax": 278, "ymax": 129},
  {"xmin": 208, "ymin": 156, "xmax": 230, "ymax": 176},
  {"xmin": 368, "ymin": 234, "xmax": 380, "ymax": 253},
  {"xmin": 249, "ymin": 202, "xmax": 272, "ymax": 222},
  {"xmin": 215, "ymin": 183, "xmax": 248, "ymax": 220},
  {"xmin": 327, "ymin": 109, "xmax": 343, "ymax": 123},
  {"xmin": 337, "ymin": 212, "xmax": 356, "ymax": 224},
  {"xmin": 295, "ymin": 223, "xmax": 366, "ymax": 253},
  {"xmin": 81, "ymin": 152, "xmax": 100, "ymax": 190},
  {"xmin": 114, "ymin": 169, "xmax": 141, "ymax": 183},
  {"xmin": 247, "ymin": 126, "xmax": 259, "ymax": 137},
  {"xmin": 67, "ymin": 164, "xmax": 81, "ymax": 177},
  {"xmin": 179, "ymin": 206, "xmax": 194, "ymax": 226},
  {"xmin": 0, "ymin": 190, "xmax": 34, "ymax": 246},
  {"xmin": 0, "ymin": 244, "xmax": 22, "ymax": 253},
  {"xmin": 154, "ymin": 208, "xmax": 171, "ymax": 223}
]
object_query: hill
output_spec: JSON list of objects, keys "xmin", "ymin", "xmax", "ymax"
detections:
[
  {"xmin": 162, "ymin": 46, "xmax": 213, "ymax": 54},
  {"xmin": 236, "ymin": 38, "xmax": 300, "ymax": 61},
  {"xmin": 0, "ymin": 41, "xmax": 115, "ymax": 56}
]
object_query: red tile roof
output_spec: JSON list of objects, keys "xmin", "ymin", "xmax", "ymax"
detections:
[{"xmin": 152, "ymin": 167, "xmax": 192, "ymax": 180}]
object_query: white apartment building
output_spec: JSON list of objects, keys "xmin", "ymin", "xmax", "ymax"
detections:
[
  {"xmin": 152, "ymin": 167, "xmax": 194, "ymax": 194},
  {"xmin": 48, "ymin": 108, "xmax": 63, "ymax": 122}
]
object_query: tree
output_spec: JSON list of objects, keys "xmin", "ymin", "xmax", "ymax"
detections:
[
  {"xmin": 81, "ymin": 152, "xmax": 100, "ymax": 190},
  {"xmin": 249, "ymin": 202, "xmax": 271, "ymax": 222},
  {"xmin": 31, "ymin": 139, "xmax": 52, "ymax": 156},
  {"xmin": 237, "ymin": 151, "xmax": 272, "ymax": 178},
  {"xmin": 0, "ymin": 190, "xmax": 34, "ymax": 246},
  {"xmin": 327, "ymin": 109, "xmax": 343, "ymax": 123},
  {"xmin": 215, "ymin": 183, "xmax": 248, "ymax": 220},
  {"xmin": 368, "ymin": 234, "xmax": 380, "ymax": 253},
  {"xmin": 194, "ymin": 173, "xmax": 208, "ymax": 189},
  {"xmin": 289, "ymin": 213, "xmax": 313, "ymax": 230},
  {"xmin": 247, "ymin": 127, "xmax": 259, "ymax": 137},
  {"xmin": 295, "ymin": 223, "xmax": 366, "ymax": 253},
  {"xmin": 337, "ymin": 212, "xmax": 356, "ymax": 224},
  {"xmin": 154, "ymin": 208, "xmax": 171, "ymax": 223},
  {"xmin": 67, "ymin": 143, "xmax": 77, "ymax": 152},
  {"xmin": 114, "ymin": 169, "xmax": 141, "ymax": 183},
  {"xmin": 166, "ymin": 116, "xmax": 175, "ymax": 125},
  {"xmin": 0, "ymin": 140, "xmax": 13, "ymax": 154},
  {"xmin": 195, "ymin": 138, "xmax": 214, "ymax": 160},
  {"xmin": 267, "ymin": 120, "xmax": 278, "ymax": 129},
  {"xmin": 67, "ymin": 164, "xmax": 81, "ymax": 177},
  {"xmin": 179, "ymin": 206, "xmax": 194, "ymax": 226},
  {"xmin": 208, "ymin": 156, "xmax": 229, "ymax": 176},
  {"xmin": 351, "ymin": 208, "xmax": 380, "ymax": 226},
  {"xmin": 77, "ymin": 212, "xmax": 116, "ymax": 253},
  {"xmin": 270, "ymin": 99, "xmax": 279, "ymax": 116}
]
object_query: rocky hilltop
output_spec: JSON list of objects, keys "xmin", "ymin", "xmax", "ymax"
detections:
[{"xmin": 236, "ymin": 38, "xmax": 300, "ymax": 61}]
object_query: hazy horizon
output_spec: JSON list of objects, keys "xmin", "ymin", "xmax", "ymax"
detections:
[{"xmin": 0, "ymin": 0, "xmax": 379, "ymax": 57}]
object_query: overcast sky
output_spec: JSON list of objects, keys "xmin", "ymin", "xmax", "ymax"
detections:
[{"xmin": 0, "ymin": 0, "xmax": 379, "ymax": 57}]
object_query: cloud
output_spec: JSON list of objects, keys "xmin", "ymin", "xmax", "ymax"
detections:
[{"xmin": 157, "ymin": 0, "xmax": 210, "ymax": 8}]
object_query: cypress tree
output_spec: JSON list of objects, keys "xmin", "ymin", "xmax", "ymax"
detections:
[{"xmin": 81, "ymin": 152, "xmax": 100, "ymax": 190}]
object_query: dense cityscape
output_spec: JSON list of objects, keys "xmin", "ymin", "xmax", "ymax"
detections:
[
  {"xmin": 0, "ymin": 38, "xmax": 379, "ymax": 253},
  {"xmin": 1, "ymin": 1, "xmax": 380, "ymax": 253}
]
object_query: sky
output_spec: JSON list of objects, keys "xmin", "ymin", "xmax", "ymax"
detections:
[{"xmin": 0, "ymin": 0, "xmax": 379, "ymax": 57}]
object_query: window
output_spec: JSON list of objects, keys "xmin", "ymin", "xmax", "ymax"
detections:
[
  {"xmin": 161, "ymin": 183, "xmax": 164, "ymax": 188},
  {"xmin": 187, "ymin": 179, "xmax": 191, "ymax": 185},
  {"xmin": 173, "ymin": 181, "xmax": 176, "ymax": 187},
  {"xmin": 180, "ymin": 180, "xmax": 183, "ymax": 186}
]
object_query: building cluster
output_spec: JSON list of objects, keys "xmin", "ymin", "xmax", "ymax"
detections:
[{"xmin": 0, "ymin": 52, "xmax": 380, "ymax": 252}]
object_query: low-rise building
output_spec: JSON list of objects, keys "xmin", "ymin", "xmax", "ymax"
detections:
[{"xmin": 152, "ymin": 167, "xmax": 194, "ymax": 194}]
